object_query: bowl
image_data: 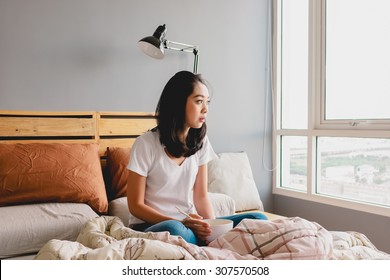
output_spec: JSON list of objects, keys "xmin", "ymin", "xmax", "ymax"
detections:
[{"xmin": 203, "ymin": 219, "xmax": 233, "ymax": 242}]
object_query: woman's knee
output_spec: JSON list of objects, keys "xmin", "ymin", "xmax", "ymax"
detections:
[
  {"xmin": 146, "ymin": 220, "xmax": 198, "ymax": 244},
  {"xmin": 241, "ymin": 212, "xmax": 268, "ymax": 220},
  {"xmin": 160, "ymin": 220, "xmax": 187, "ymax": 235},
  {"xmin": 147, "ymin": 220, "xmax": 185, "ymax": 235}
]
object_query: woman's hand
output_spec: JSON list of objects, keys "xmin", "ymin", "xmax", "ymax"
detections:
[{"xmin": 182, "ymin": 214, "xmax": 212, "ymax": 243}]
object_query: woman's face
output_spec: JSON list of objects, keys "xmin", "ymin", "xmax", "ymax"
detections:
[{"xmin": 184, "ymin": 82, "xmax": 210, "ymax": 130}]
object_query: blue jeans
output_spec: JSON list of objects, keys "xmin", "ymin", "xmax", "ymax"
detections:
[{"xmin": 131, "ymin": 212, "xmax": 268, "ymax": 245}]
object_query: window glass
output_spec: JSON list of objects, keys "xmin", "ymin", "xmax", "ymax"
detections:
[
  {"xmin": 325, "ymin": 0, "xmax": 390, "ymax": 120},
  {"xmin": 281, "ymin": 136, "xmax": 307, "ymax": 191},
  {"xmin": 317, "ymin": 137, "xmax": 390, "ymax": 207},
  {"xmin": 280, "ymin": 0, "xmax": 308, "ymax": 128}
]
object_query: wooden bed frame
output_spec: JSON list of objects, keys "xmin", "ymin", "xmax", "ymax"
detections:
[
  {"xmin": 0, "ymin": 110, "xmax": 284, "ymax": 221},
  {"xmin": 0, "ymin": 110, "xmax": 156, "ymax": 166}
]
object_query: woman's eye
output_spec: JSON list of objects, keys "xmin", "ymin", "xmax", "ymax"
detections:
[{"xmin": 196, "ymin": 100, "xmax": 203, "ymax": 104}]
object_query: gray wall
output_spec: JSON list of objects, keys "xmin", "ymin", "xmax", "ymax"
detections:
[{"xmin": 0, "ymin": 0, "xmax": 273, "ymax": 209}]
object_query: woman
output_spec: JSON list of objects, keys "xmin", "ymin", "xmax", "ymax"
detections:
[{"xmin": 127, "ymin": 71, "xmax": 267, "ymax": 245}]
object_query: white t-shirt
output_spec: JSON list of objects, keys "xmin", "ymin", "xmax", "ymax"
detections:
[{"xmin": 127, "ymin": 130, "xmax": 217, "ymax": 226}]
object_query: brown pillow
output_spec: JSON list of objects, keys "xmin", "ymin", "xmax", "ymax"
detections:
[
  {"xmin": 0, "ymin": 143, "xmax": 108, "ymax": 213},
  {"xmin": 106, "ymin": 147, "xmax": 131, "ymax": 199}
]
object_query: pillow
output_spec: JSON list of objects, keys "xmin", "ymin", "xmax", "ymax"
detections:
[
  {"xmin": 207, "ymin": 152, "xmax": 264, "ymax": 212},
  {"xmin": 108, "ymin": 197, "xmax": 132, "ymax": 226},
  {"xmin": 208, "ymin": 192, "xmax": 236, "ymax": 217},
  {"xmin": 106, "ymin": 147, "xmax": 131, "ymax": 200},
  {"xmin": 0, "ymin": 203, "xmax": 98, "ymax": 259},
  {"xmin": 0, "ymin": 143, "xmax": 108, "ymax": 213},
  {"xmin": 109, "ymin": 192, "xmax": 236, "ymax": 227}
]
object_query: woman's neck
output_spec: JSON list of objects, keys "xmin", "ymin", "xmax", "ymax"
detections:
[{"xmin": 179, "ymin": 127, "xmax": 190, "ymax": 143}]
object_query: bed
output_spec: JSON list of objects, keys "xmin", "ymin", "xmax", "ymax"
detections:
[{"xmin": 1, "ymin": 110, "xmax": 389, "ymax": 260}]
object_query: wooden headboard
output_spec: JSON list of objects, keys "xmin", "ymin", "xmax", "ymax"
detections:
[{"xmin": 0, "ymin": 111, "xmax": 156, "ymax": 164}]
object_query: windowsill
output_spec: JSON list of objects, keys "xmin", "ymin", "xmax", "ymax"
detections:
[{"xmin": 273, "ymin": 187, "xmax": 390, "ymax": 218}]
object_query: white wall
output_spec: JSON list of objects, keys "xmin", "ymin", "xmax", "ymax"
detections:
[{"xmin": 0, "ymin": 0, "xmax": 273, "ymax": 209}]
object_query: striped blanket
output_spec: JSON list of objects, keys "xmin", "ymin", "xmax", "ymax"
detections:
[
  {"xmin": 35, "ymin": 216, "xmax": 390, "ymax": 260},
  {"xmin": 208, "ymin": 217, "xmax": 333, "ymax": 259}
]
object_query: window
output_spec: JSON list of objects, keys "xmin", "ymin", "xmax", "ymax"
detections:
[
  {"xmin": 325, "ymin": 0, "xmax": 390, "ymax": 121},
  {"xmin": 280, "ymin": 0, "xmax": 308, "ymax": 129},
  {"xmin": 281, "ymin": 136, "xmax": 307, "ymax": 192},
  {"xmin": 273, "ymin": 0, "xmax": 390, "ymax": 216},
  {"xmin": 317, "ymin": 137, "xmax": 390, "ymax": 207}
]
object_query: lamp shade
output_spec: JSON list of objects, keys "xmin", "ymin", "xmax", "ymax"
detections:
[
  {"xmin": 137, "ymin": 24, "xmax": 199, "ymax": 73},
  {"xmin": 138, "ymin": 24, "xmax": 167, "ymax": 59}
]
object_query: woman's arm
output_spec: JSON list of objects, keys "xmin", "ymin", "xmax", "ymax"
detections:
[
  {"xmin": 193, "ymin": 164, "xmax": 215, "ymax": 219},
  {"xmin": 127, "ymin": 170, "xmax": 173, "ymax": 224}
]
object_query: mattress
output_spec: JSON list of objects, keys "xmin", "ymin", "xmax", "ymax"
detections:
[{"xmin": 0, "ymin": 202, "xmax": 98, "ymax": 259}]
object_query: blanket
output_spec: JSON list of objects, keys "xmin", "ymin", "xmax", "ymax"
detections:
[{"xmin": 35, "ymin": 216, "xmax": 390, "ymax": 260}]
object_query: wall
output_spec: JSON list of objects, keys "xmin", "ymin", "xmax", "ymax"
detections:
[{"xmin": 0, "ymin": 0, "xmax": 273, "ymax": 210}]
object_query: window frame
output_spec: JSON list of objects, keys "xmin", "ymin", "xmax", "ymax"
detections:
[{"xmin": 272, "ymin": 0, "xmax": 390, "ymax": 217}]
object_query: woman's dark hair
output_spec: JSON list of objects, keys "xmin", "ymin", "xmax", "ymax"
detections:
[{"xmin": 154, "ymin": 70, "xmax": 207, "ymax": 158}]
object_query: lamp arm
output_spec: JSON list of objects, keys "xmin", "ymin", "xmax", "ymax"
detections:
[
  {"xmin": 164, "ymin": 40, "xmax": 198, "ymax": 51},
  {"xmin": 193, "ymin": 49, "xmax": 199, "ymax": 74},
  {"xmin": 163, "ymin": 40, "xmax": 199, "ymax": 73}
]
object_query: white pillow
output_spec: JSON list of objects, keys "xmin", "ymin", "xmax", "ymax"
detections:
[
  {"xmin": 108, "ymin": 197, "xmax": 132, "ymax": 227},
  {"xmin": 207, "ymin": 152, "xmax": 264, "ymax": 212},
  {"xmin": 109, "ymin": 193, "xmax": 236, "ymax": 227},
  {"xmin": 207, "ymin": 192, "xmax": 236, "ymax": 217}
]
